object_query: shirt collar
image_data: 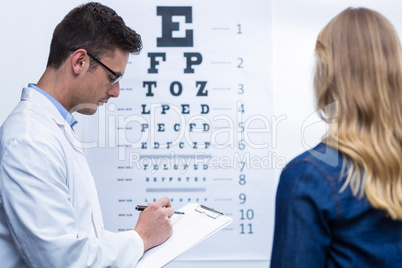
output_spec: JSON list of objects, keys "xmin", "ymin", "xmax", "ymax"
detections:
[{"xmin": 28, "ymin": 83, "xmax": 78, "ymax": 129}]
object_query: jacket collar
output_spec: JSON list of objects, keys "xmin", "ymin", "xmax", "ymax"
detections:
[
  {"xmin": 21, "ymin": 87, "xmax": 84, "ymax": 155},
  {"xmin": 21, "ymin": 87, "xmax": 66, "ymax": 126},
  {"xmin": 27, "ymin": 83, "xmax": 78, "ymax": 129}
]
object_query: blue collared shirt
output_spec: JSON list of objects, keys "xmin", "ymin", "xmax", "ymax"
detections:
[{"xmin": 28, "ymin": 83, "xmax": 78, "ymax": 129}]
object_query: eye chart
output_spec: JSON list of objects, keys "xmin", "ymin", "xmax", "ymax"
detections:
[{"xmin": 82, "ymin": 0, "xmax": 279, "ymax": 261}]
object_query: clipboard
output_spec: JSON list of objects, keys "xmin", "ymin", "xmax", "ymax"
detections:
[{"xmin": 136, "ymin": 203, "xmax": 233, "ymax": 268}]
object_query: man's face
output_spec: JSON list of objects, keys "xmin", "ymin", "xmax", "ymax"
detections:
[{"xmin": 75, "ymin": 48, "xmax": 129, "ymax": 115}]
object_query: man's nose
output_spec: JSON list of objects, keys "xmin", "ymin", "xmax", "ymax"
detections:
[{"xmin": 109, "ymin": 82, "xmax": 120, "ymax": 98}]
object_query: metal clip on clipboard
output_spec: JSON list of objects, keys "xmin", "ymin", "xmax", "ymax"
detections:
[{"xmin": 195, "ymin": 205, "xmax": 224, "ymax": 219}]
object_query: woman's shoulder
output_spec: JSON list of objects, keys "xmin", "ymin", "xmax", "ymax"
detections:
[
  {"xmin": 283, "ymin": 142, "xmax": 344, "ymax": 180},
  {"xmin": 277, "ymin": 143, "xmax": 347, "ymax": 202},
  {"xmin": 276, "ymin": 143, "xmax": 350, "ymax": 221}
]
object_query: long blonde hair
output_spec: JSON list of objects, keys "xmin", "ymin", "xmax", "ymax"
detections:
[{"xmin": 314, "ymin": 7, "xmax": 402, "ymax": 219}]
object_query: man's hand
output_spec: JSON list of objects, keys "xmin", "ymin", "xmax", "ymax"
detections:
[{"xmin": 134, "ymin": 197, "xmax": 174, "ymax": 251}]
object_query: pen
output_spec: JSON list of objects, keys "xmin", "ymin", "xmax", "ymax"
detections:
[{"xmin": 135, "ymin": 205, "xmax": 185, "ymax": 215}]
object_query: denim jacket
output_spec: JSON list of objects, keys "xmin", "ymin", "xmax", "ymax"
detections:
[{"xmin": 271, "ymin": 143, "xmax": 402, "ymax": 267}]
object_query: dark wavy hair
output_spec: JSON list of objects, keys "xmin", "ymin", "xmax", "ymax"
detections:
[{"xmin": 46, "ymin": 2, "xmax": 142, "ymax": 69}]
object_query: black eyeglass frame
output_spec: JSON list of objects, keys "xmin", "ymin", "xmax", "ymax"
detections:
[{"xmin": 69, "ymin": 48, "xmax": 122, "ymax": 85}]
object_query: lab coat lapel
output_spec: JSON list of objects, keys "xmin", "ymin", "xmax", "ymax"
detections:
[
  {"xmin": 61, "ymin": 124, "xmax": 85, "ymax": 155},
  {"xmin": 89, "ymin": 176, "xmax": 105, "ymax": 238}
]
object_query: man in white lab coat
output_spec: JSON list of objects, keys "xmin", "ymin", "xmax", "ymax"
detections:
[{"xmin": 0, "ymin": 2, "xmax": 174, "ymax": 267}]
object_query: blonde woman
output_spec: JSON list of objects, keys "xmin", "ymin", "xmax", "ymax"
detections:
[{"xmin": 271, "ymin": 7, "xmax": 402, "ymax": 267}]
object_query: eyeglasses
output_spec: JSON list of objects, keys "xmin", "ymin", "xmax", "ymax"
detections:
[{"xmin": 69, "ymin": 48, "xmax": 122, "ymax": 85}]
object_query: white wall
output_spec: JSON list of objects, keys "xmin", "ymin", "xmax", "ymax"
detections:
[
  {"xmin": 272, "ymin": 0, "xmax": 402, "ymax": 165},
  {"xmin": 1, "ymin": 1, "xmax": 401, "ymax": 267},
  {"xmin": 2, "ymin": 0, "xmax": 401, "ymax": 162}
]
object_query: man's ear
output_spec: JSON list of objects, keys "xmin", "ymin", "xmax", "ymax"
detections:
[{"xmin": 70, "ymin": 49, "xmax": 87, "ymax": 75}]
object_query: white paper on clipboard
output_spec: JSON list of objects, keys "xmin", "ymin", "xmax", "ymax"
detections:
[{"xmin": 136, "ymin": 203, "xmax": 233, "ymax": 268}]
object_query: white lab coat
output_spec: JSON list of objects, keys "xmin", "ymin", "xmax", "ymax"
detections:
[{"xmin": 0, "ymin": 87, "xmax": 144, "ymax": 267}]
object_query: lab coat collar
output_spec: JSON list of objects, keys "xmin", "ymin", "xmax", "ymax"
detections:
[
  {"xmin": 21, "ymin": 87, "xmax": 66, "ymax": 126},
  {"xmin": 21, "ymin": 87, "xmax": 85, "ymax": 155}
]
